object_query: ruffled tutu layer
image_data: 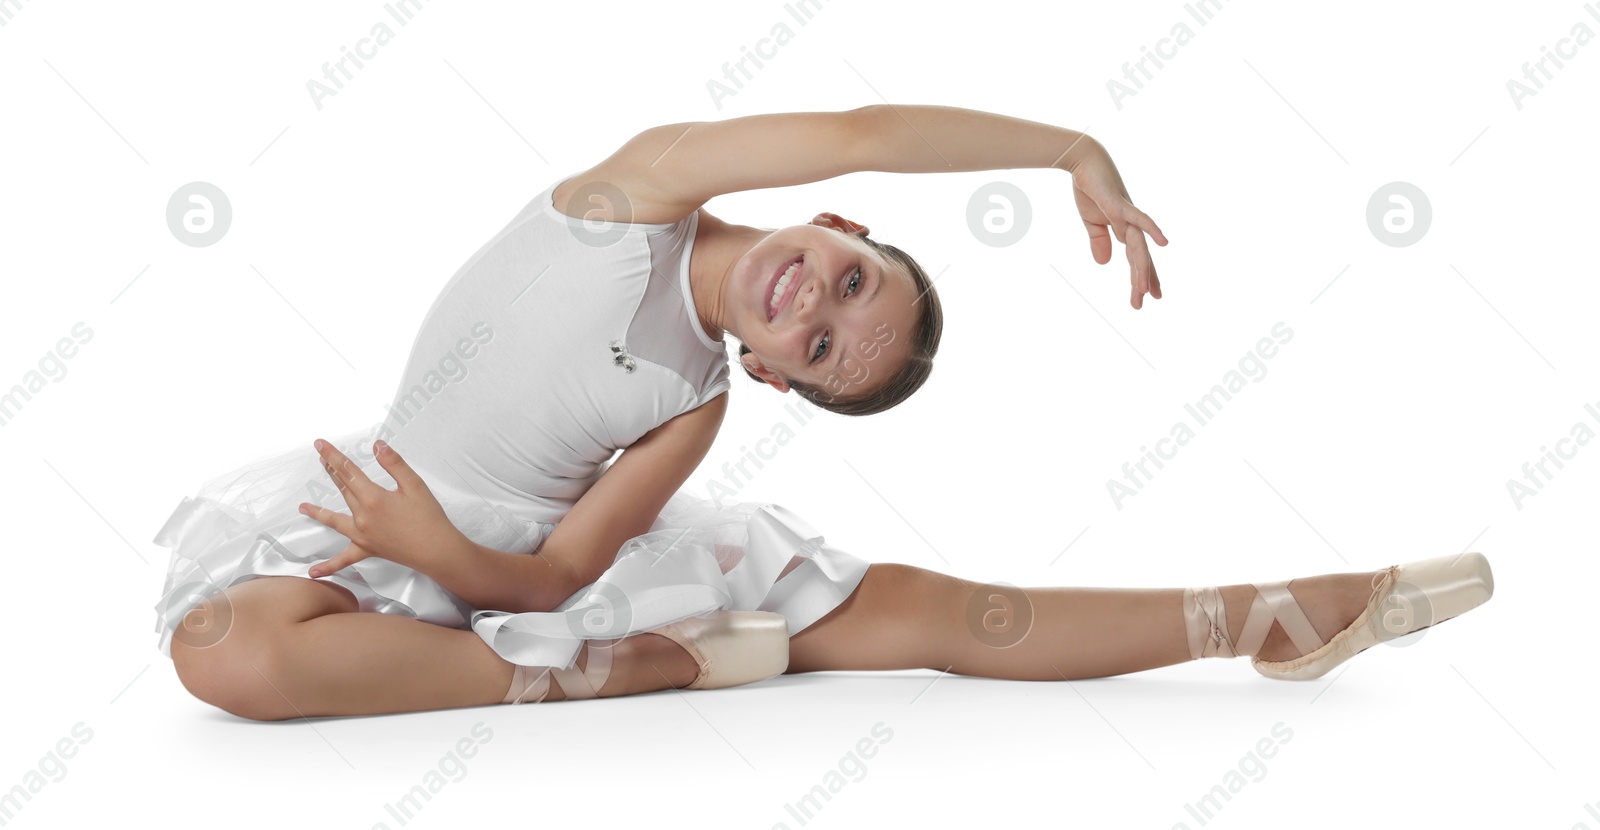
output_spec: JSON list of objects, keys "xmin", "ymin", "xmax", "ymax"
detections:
[{"xmin": 152, "ymin": 425, "xmax": 871, "ymax": 670}]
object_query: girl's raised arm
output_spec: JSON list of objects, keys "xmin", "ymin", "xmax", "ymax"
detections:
[{"xmin": 562, "ymin": 105, "xmax": 1168, "ymax": 308}]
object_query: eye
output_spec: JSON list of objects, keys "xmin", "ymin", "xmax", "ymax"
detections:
[{"xmin": 812, "ymin": 269, "xmax": 862, "ymax": 363}]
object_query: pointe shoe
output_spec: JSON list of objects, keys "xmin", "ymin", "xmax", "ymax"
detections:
[
  {"xmin": 503, "ymin": 610, "xmax": 790, "ymax": 703},
  {"xmin": 646, "ymin": 610, "xmax": 791, "ymax": 691},
  {"xmin": 1183, "ymin": 552, "xmax": 1495, "ymax": 681}
]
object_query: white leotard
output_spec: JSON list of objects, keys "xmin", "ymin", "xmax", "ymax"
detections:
[
  {"xmin": 152, "ymin": 176, "xmax": 870, "ymax": 669},
  {"xmin": 373, "ymin": 175, "xmax": 731, "ymax": 525}
]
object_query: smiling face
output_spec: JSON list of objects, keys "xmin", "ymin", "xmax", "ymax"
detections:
[{"xmin": 735, "ymin": 213, "xmax": 923, "ymax": 401}]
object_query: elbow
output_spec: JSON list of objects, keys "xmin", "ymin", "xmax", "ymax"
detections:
[
  {"xmin": 528, "ymin": 549, "xmax": 592, "ymax": 613},
  {"xmin": 629, "ymin": 121, "xmax": 701, "ymax": 158},
  {"xmin": 848, "ymin": 104, "xmax": 887, "ymax": 131},
  {"xmin": 840, "ymin": 106, "xmax": 885, "ymax": 169}
]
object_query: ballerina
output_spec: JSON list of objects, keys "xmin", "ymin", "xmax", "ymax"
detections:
[{"xmin": 155, "ymin": 105, "xmax": 1492, "ymax": 720}]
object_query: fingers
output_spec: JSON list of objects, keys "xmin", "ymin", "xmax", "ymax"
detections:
[
  {"xmin": 1123, "ymin": 223, "xmax": 1158, "ymax": 310},
  {"xmin": 1129, "ymin": 207, "xmax": 1168, "ymax": 247},
  {"xmin": 1084, "ymin": 220, "xmax": 1113, "ymax": 265},
  {"xmin": 1089, "ymin": 218, "xmax": 1164, "ymax": 309},
  {"xmin": 1079, "ymin": 185, "xmax": 1167, "ymax": 308},
  {"xmin": 299, "ymin": 501, "xmax": 354, "ymax": 538},
  {"xmin": 308, "ymin": 543, "xmax": 365, "ymax": 579},
  {"xmin": 314, "ymin": 438, "xmax": 378, "ymax": 504},
  {"xmin": 373, "ymin": 439, "xmax": 424, "ymax": 492}
]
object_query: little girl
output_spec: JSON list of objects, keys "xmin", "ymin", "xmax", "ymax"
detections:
[{"xmin": 154, "ymin": 105, "xmax": 1492, "ymax": 720}]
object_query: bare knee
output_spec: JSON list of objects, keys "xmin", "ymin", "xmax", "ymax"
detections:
[
  {"xmin": 172, "ymin": 626, "xmax": 295, "ymax": 721},
  {"xmin": 858, "ymin": 563, "xmax": 1014, "ymax": 668},
  {"xmin": 169, "ymin": 579, "xmax": 340, "ymax": 721},
  {"xmin": 789, "ymin": 562, "xmax": 968, "ymax": 672},
  {"xmin": 857, "ymin": 563, "xmax": 973, "ymax": 618}
]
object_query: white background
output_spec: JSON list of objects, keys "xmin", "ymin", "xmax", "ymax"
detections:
[{"xmin": 2, "ymin": 0, "xmax": 1594, "ymax": 826}]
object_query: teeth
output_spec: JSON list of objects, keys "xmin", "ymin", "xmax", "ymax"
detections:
[{"xmin": 770, "ymin": 261, "xmax": 800, "ymax": 316}]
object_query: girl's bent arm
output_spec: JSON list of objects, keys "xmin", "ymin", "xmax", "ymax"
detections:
[{"xmin": 424, "ymin": 392, "xmax": 729, "ymax": 614}]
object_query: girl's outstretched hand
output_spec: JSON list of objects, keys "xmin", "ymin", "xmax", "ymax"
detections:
[
  {"xmin": 299, "ymin": 438, "xmax": 466, "ymax": 579},
  {"xmin": 1068, "ymin": 141, "xmax": 1169, "ymax": 309}
]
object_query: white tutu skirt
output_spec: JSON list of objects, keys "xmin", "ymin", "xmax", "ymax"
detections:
[{"xmin": 151, "ymin": 425, "xmax": 872, "ymax": 670}]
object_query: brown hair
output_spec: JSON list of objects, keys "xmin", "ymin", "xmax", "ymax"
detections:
[{"xmin": 736, "ymin": 236, "xmax": 942, "ymax": 416}]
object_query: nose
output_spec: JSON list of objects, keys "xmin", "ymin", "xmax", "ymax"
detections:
[{"xmin": 794, "ymin": 277, "xmax": 821, "ymax": 323}]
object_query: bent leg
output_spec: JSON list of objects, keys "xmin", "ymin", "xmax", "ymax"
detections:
[
  {"xmin": 169, "ymin": 576, "xmax": 699, "ymax": 721},
  {"xmin": 787, "ymin": 563, "xmax": 1382, "ymax": 680}
]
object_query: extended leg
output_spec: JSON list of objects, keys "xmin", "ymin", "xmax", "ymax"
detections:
[
  {"xmin": 169, "ymin": 576, "xmax": 700, "ymax": 721},
  {"xmin": 787, "ymin": 563, "xmax": 1383, "ymax": 680}
]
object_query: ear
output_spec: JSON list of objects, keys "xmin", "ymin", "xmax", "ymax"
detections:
[
  {"xmin": 810, "ymin": 212, "xmax": 870, "ymax": 238},
  {"xmin": 740, "ymin": 351, "xmax": 792, "ymax": 394}
]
